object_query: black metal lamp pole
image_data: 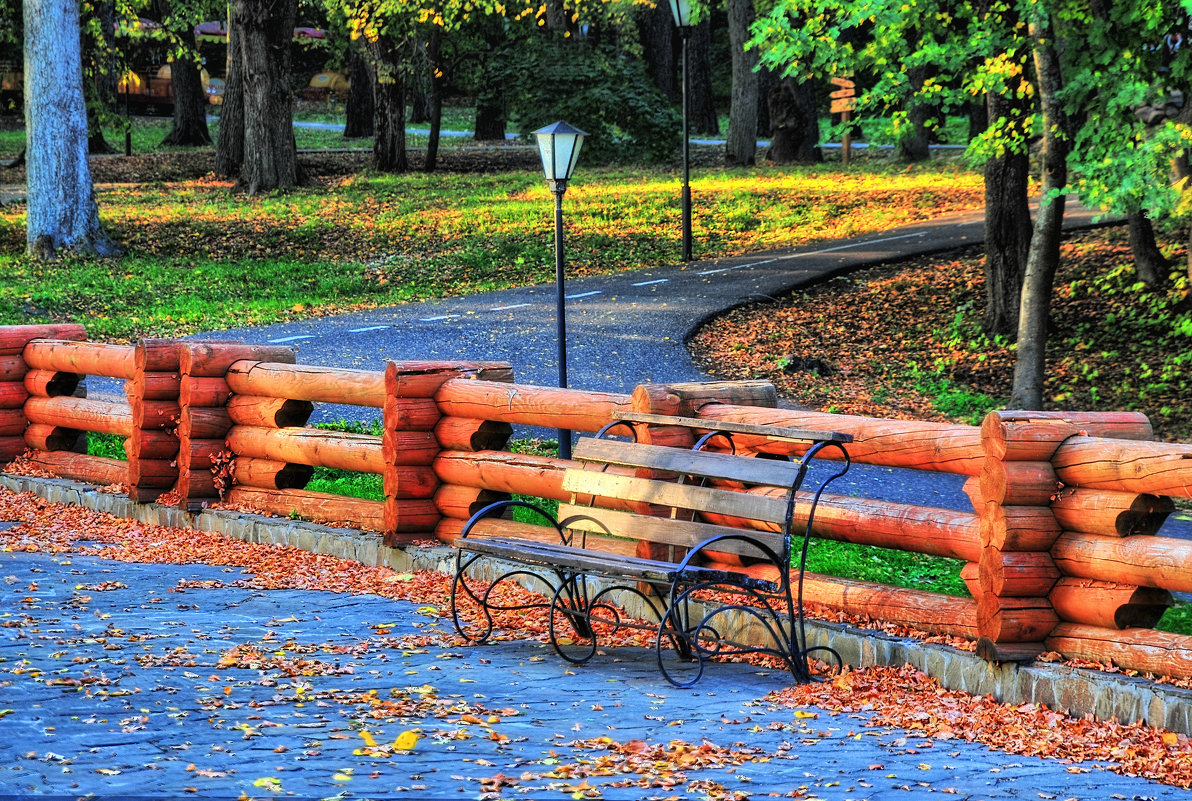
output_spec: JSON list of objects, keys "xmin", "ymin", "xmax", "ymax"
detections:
[
  {"xmin": 679, "ymin": 25, "xmax": 692, "ymax": 262},
  {"xmin": 549, "ymin": 179, "xmax": 571, "ymax": 461}
]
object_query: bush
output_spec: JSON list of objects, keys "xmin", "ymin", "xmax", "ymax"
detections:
[{"xmin": 501, "ymin": 38, "xmax": 681, "ymax": 164}]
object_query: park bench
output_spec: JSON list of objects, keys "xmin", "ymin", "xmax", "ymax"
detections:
[{"xmin": 449, "ymin": 412, "xmax": 852, "ymax": 687}]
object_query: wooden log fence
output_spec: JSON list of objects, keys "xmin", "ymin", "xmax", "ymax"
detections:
[{"xmin": 4, "ymin": 327, "xmax": 1192, "ymax": 679}]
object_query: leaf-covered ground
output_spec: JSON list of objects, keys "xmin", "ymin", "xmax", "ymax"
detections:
[
  {"xmin": 690, "ymin": 226, "xmax": 1192, "ymax": 442},
  {"xmin": 2, "ymin": 487, "xmax": 1192, "ymax": 789}
]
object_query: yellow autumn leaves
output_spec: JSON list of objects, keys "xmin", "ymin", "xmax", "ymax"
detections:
[{"xmin": 355, "ymin": 727, "xmax": 423, "ymax": 757}]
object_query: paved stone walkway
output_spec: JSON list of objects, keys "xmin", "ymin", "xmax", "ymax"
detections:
[{"xmin": 1, "ymin": 537, "xmax": 1184, "ymax": 801}]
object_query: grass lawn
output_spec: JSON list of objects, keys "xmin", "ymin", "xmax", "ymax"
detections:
[{"xmin": 0, "ymin": 157, "xmax": 982, "ymax": 341}]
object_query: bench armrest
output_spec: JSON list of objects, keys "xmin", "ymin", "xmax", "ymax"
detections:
[{"xmin": 460, "ymin": 499, "xmax": 570, "ymax": 546}]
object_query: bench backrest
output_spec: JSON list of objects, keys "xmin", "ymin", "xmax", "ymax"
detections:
[{"xmin": 558, "ymin": 438, "xmax": 804, "ymax": 563}]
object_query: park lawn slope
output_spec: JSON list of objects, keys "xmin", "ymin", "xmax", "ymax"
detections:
[{"xmin": 0, "ymin": 162, "xmax": 981, "ymax": 341}]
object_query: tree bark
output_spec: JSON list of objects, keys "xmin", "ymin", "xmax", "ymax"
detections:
[
  {"xmin": 1010, "ymin": 15, "xmax": 1070, "ymax": 410},
  {"xmin": 424, "ymin": 26, "xmax": 444, "ymax": 173},
  {"xmin": 1127, "ymin": 212, "xmax": 1169, "ymax": 286},
  {"xmin": 367, "ymin": 38, "xmax": 409, "ymax": 173},
  {"xmin": 637, "ymin": 1, "xmax": 675, "ymax": 102},
  {"xmin": 982, "ymin": 89, "xmax": 1032, "ymax": 336},
  {"xmin": 725, "ymin": 0, "xmax": 758, "ymax": 165},
  {"xmin": 214, "ymin": 19, "xmax": 245, "ymax": 177},
  {"xmin": 895, "ymin": 64, "xmax": 932, "ymax": 162},
  {"xmin": 766, "ymin": 77, "xmax": 820, "ymax": 163},
  {"xmin": 235, "ymin": 0, "xmax": 298, "ymax": 194},
  {"xmin": 23, "ymin": 0, "xmax": 121, "ymax": 257},
  {"xmin": 409, "ymin": 38, "xmax": 432, "ymax": 124},
  {"xmin": 344, "ymin": 47, "xmax": 374, "ymax": 139},
  {"xmin": 688, "ymin": 18, "xmax": 718, "ymax": 136},
  {"xmin": 160, "ymin": 5, "xmax": 212, "ymax": 148},
  {"xmin": 472, "ymin": 17, "xmax": 507, "ymax": 141},
  {"xmin": 756, "ymin": 66, "xmax": 777, "ymax": 137}
]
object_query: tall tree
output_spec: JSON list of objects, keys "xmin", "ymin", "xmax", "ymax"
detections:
[
  {"xmin": 725, "ymin": 0, "xmax": 758, "ymax": 164},
  {"xmin": 343, "ymin": 45, "xmax": 375, "ymax": 137},
  {"xmin": 158, "ymin": 0, "xmax": 212, "ymax": 147},
  {"xmin": 234, "ymin": 0, "xmax": 298, "ymax": 193},
  {"xmin": 24, "ymin": 0, "xmax": 121, "ymax": 256},
  {"xmin": 214, "ymin": 19, "xmax": 245, "ymax": 176},
  {"xmin": 688, "ymin": 16, "xmax": 718, "ymax": 135}
]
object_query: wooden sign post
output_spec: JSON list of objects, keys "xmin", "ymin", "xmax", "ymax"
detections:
[{"xmin": 830, "ymin": 77, "xmax": 856, "ymax": 165}]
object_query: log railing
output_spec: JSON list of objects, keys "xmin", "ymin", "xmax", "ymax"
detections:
[{"xmin": 3, "ymin": 326, "xmax": 1192, "ymax": 678}]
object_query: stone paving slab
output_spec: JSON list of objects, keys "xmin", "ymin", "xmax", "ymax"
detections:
[{"xmin": 0, "ymin": 547, "xmax": 1184, "ymax": 801}]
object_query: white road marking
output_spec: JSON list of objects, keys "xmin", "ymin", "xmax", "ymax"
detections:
[
  {"xmin": 419, "ymin": 314, "xmax": 460, "ymax": 322},
  {"xmin": 632, "ymin": 279, "xmax": 668, "ymax": 287},
  {"xmin": 566, "ymin": 291, "xmax": 603, "ymax": 299},
  {"xmin": 347, "ymin": 325, "xmax": 390, "ymax": 333},
  {"xmin": 717, "ymin": 232, "xmax": 927, "ymax": 272},
  {"xmin": 698, "ymin": 268, "xmax": 730, "ymax": 275},
  {"xmin": 489, "ymin": 303, "xmax": 532, "ymax": 311},
  {"xmin": 267, "ymin": 335, "xmax": 316, "ymax": 343}
]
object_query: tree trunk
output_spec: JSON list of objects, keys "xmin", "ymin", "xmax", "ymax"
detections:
[
  {"xmin": 766, "ymin": 77, "xmax": 821, "ymax": 163},
  {"xmin": 1127, "ymin": 212, "xmax": 1168, "ymax": 286},
  {"xmin": 982, "ymin": 89, "xmax": 1032, "ymax": 336},
  {"xmin": 85, "ymin": 0, "xmax": 117, "ymax": 155},
  {"xmin": 688, "ymin": 18, "xmax": 718, "ymax": 136},
  {"xmin": 756, "ymin": 66, "xmax": 777, "ymax": 137},
  {"xmin": 424, "ymin": 26, "xmax": 444, "ymax": 173},
  {"xmin": 895, "ymin": 64, "xmax": 932, "ymax": 162},
  {"xmin": 1010, "ymin": 15, "xmax": 1070, "ymax": 410},
  {"xmin": 160, "ymin": 6, "xmax": 212, "ymax": 148},
  {"xmin": 409, "ymin": 38, "xmax": 432, "ymax": 124},
  {"xmin": 472, "ymin": 17, "xmax": 507, "ymax": 141},
  {"xmin": 638, "ymin": 1, "xmax": 675, "ymax": 102},
  {"xmin": 968, "ymin": 99, "xmax": 988, "ymax": 142},
  {"xmin": 368, "ymin": 39, "xmax": 409, "ymax": 173},
  {"xmin": 725, "ymin": 0, "xmax": 758, "ymax": 165},
  {"xmin": 235, "ymin": 0, "xmax": 298, "ymax": 194},
  {"xmin": 23, "ymin": 0, "xmax": 120, "ymax": 257},
  {"xmin": 214, "ymin": 19, "xmax": 245, "ymax": 177},
  {"xmin": 344, "ymin": 48, "xmax": 374, "ymax": 139}
]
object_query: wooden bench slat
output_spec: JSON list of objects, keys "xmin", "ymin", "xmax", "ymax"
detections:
[
  {"xmin": 563, "ymin": 469, "xmax": 789, "ymax": 526},
  {"xmin": 572, "ymin": 438, "xmax": 805, "ymax": 487},
  {"xmin": 557, "ymin": 503, "xmax": 781, "ymax": 559},
  {"xmin": 613, "ymin": 411, "xmax": 853, "ymax": 443}
]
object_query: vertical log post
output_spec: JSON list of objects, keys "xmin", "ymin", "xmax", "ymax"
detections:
[
  {"xmin": 177, "ymin": 343, "xmax": 297, "ymax": 510},
  {"xmin": 0, "ymin": 325, "xmax": 87, "ymax": 462},
  {"xmin": 389, "ymin": 361, "xmax": 514, "ymax": 545},
  {"xmin": 128, "ymin": 339, "xmax": 182, "ymax": 503},
  {"xmin": 975, "ymin": 411, "xmax": 1153, "ymax": 662}
]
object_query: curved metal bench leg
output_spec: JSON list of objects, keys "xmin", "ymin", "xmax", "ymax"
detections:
[{"xmin": 450, "ymin": 552, "xmax": 495, "ymax": 644}]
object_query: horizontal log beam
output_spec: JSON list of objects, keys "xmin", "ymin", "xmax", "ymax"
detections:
[
  {"xmin": 1053, "ymin": 436, "xmax": 1192, "ymax": 498},
  {"xmin": 0, "ymin": 382, "xmax": 28, "ymax": 410},
  {"xmin": 0, "ymin": 356, "xmax": 26, "ymax": 382},
  {"xmin": 179, "ymin": 376, "xmax": 231, "ymax": 408},
  {"xmin": 386, "ymin": 360, "xmax": 514, "ymax": 399},
  {"xmin": 126, "ymin": 371, "xmax": 181, "ymax": 401},
  {"xmin": 227, "ymin": 396, "xmax": 314, "ymax": 428},
  {"xmin": 23, "ymin": 369, "xmax": 79, "ymax": 398},
  {"xmin": 1049, "ymin": 578, "xmax": 1171, "ymax": 630},
  {"xmin": 435, "ymin": 380, "xmax": 633, "ymax": 433},
  {"xmin": 227, "ymin": 426, "xmax": 385, "ymax": 473},
  {"xmin": 231, "ymin": 457, "xmax": 314, "ymax": 491},
  {"xmin": 24, "ymin": 423, "xmax": 81, "ymax": 452},
  {"xmin": 697, "ymin": 404, "xmax": 982, "ymax": 475},
  {"xmin": 433, "ymin": 418, "xmax": 512, "ymax": 452},
  {"xmin": 24, "ymin": 340, "xmax": 136, "ymax": 380},
  {"xmin": 980, "ymin": 411, "xmax": 1153, "ymax": 461},
  {"xmin": 180, "ymin": 342, "xmax": 296, "ymax": 378},
  {"xmin": 227, "ymin": 361, "xmax": 385, "ymax": 407},
  {"xmin": 28, "ymin": 451, "xmax": 127, "ymax": 486},
  {"xmin": 225, "ymin": 487, "xmax": 388, "ymax": 531},
  {"xmin": 25, "ymin": 396, "xmax": 133, "ymax": 437},
  {"xmin": 1050, "ymin": 488, "xmax": 1174, "ymax": 537},
  {"xmin": 1046, "ymin": 623, "xmax": 1192, "ymax": 679},
  {"xmin": 0, "ymin": 324, "xmax": 86, "ymax": 356},
  {"xmin": 0, "ymin": 408, "xmax": 26, "ymax": 437},
  {"xmin": 1052, "ymin": 532, "xmax": 1192, "ymax": 594}
]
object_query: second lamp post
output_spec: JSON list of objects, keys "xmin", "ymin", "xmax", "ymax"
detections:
[
  {"xmin": 533, "ymin": 121, "xmax": 587, "ymax": 462},
  {"xmin": 669, "ymin": 0, "xmax": 693, "ymax": 262}
]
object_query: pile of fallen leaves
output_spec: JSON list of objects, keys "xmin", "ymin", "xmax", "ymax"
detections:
[
  {"xmin": 690, "ymin": 227, "xmax": 1192, "ymax": 441},
  {"xmin": 772, "ymin": 665, "xmax": 1192, "ymax": 788}
]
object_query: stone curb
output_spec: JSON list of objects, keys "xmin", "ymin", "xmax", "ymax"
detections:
[{"xmin": 4, "ymin": 471, "xmax": 1191, "ymax": 737}]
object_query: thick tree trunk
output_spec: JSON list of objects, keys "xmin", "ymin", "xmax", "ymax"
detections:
[
  {"xmin": 688, "ymin": 18, "xmax": 718, "ymax": 136},
  {"xmin": 756, "ymin": 67, "xmax": 777, "ymax": 137},
  {"xmin": 895, "ymin": 64, "xmax": 932, "ymax": 162},
  {"xmin": 766, "ymin": 78, "xmax": 821, "ymax": 163},
  {"xmin": 23, "ymin": 0, "xmax": 120, "ymax": 257},
  {"xmin": 1010, "ymin": 17, "xmax": 1070, "ymax": 410},
  {"xmin": 472, "ymin": 17, "xmax": 507, "ymax": 141},
  {"xmin": 368, "ymin": 40, "xmax": 409, "ymax": 173},
  {"xmin": 1127, "ymin": 212, "xmax": 1169, "ymax": 286},
  {"xmin": 160, "ymin": 8, "xmax": 212, "ymax": 148},
  {"xmin": 85, "ymin": 0, "xmax": 117, "ymax": 155},
  {"xmin": 982, "ymin": 90, "xmax": 1032, "ymax": 336},
  {"xmin": 725, "ymin": 0, "xmax": 758, "ymax": 165},
  {"xmin": 409, "ymin": 38, "xmax": 432, "ymax": 125},
  {"xmin": 968, "ymin": 99, "xmax": 988, "ymax": 142},
  {"xmin": 214, "ymin": 21, "xmax": 245, "ymax": 177},
  {"xmin": 424, "ymin": 26, "xmax": 444, "ymax": 173},
  {"xmin": 638, "ymin": 1, "xmax": 675, "ymax": 103},
  {"xmin": 344, "ymin": 48, "xmax": 374, "ymax": 139},
  {"xmin": 235, "ymin": 0, "xmax": 298, "ymax": 194}
]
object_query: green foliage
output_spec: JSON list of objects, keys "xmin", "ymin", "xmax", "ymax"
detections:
[
  {"xmin": 1157, "ymin": 601, "xmax": 1192, "ymax": 637},
  {"xmin": 801, "ymin": 537, "xmax": 968, "ymax": 597},
  {"xmin": 500, "ymin": 38, "xmax": 681, "ymax": 163},
  {"xmin": 87, "ymin": 432, "xmax": 128, "ymax": 461}
]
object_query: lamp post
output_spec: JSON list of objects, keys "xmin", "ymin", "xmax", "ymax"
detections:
[
  {"xmin": 533, "ymin": 120, "xmax": 587, "ymax": 462},
  {"xmin": 668, "ymin": 0, "xmax": 693, "ymax": 262}
]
